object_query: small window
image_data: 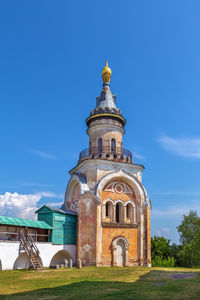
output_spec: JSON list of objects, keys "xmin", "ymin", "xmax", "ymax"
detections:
[
  {"xmin": 111, "ymin": 139, "xmax": 116, "ymax": 154},
  {"xmin": 106, "ymin": 202, "xmax": 112, "ymax": 218},
  {"xmin": 116, "ymin": 203, "xmax": 121, "ymax": 223},
  {"xmin": 98, "ymin": 138, "xmax": 102, "ymax": 155},
  {"xmin": 106, "ymin": 203, "xmax": 109, "ymax": 217}
]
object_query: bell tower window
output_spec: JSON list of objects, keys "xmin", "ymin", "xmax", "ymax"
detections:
[
  {"xmin": 98, "ymin": 138, "xmax": 102, "ymax": 155},
  {"xmin": 111, "ymin": 139, "xmax": 116, "ymax": 154}
]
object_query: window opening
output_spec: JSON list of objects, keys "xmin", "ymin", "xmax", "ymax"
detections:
[
  {"xmin": 116, "ymin": 203, "xmax": 120, "ymax": 223},
  {"xmin": 98, "ymin": 138, "xmax": 102, "ymax": 155},
  {"xmin": 111, "ymin": 139, "xmax": 116, "ymax": 154}
]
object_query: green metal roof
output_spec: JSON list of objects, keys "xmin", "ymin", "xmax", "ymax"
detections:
[{"xmin": 0, "ymin": 216, "xmax": 53, "ymax": 229}]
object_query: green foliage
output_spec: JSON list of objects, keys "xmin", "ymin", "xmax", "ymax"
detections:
[
  {"xmin": 152, "ymin": 256, "xmax": 175, "ymax": 267},
  {"xmin": 151, "ymin": 236, "xmax": 171, "ymax": 260},
  {"xmin": 152, "ymin": 211, "xmax": 200, "ymax": 268},
  {"xmin": 151, "ymin": 236, "xmax": 175, "ymax": 267},
  {"xmin": 169, "ymin": 243, "xmax": 183, "ymax": 267},
  {"xmin": 177, "ymin": 210, "xmax": 200, "ymax": 267}
]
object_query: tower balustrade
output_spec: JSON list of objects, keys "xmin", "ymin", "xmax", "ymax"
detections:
[{"xmin": 79, "ymin": 146, "xmax": 132, "ymax": 163}]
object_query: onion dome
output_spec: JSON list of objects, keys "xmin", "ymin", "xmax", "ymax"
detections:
[{"xmin": 86, "ymin": 61, "xmax": 126, "ymax": 127}]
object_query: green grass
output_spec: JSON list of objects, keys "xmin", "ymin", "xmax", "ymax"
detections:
[{"xmin": 0, "ymin": 266, "xmax": 200, "ymax": 299}]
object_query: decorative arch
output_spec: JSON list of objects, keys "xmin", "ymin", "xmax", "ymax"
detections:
[
  {"xmin": 115, "ymin": 199, "xmax": 125, "ymax": 206},
  {"xmin": 96, "ymin": 169, "xmax": 147, "ymax": 204},
  {"xmin": 103, "ymin": 198, "xmax": 115, "ymax": 206},
  {"xmin": 50, "ymin": 250, "xmax": 72, "ymax": 267},
  {"xmin": 125, "ymin": 200, "xmax": 136, "ymax": 207},
  {"xmin": 112, "ymin": 236, "xmax": 129, "ymax": 267},
  {"xmin": 64, "ymin": 173, "xmax": 90, "ymax": 210}
]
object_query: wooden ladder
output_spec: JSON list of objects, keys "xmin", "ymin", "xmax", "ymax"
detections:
[{"xmin": 19, "ymin": 230, "xmax": 43, "ymax": 270}]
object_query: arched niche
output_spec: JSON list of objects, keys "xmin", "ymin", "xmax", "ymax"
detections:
[
  {"xmin": 13, "ymin": 253, "xmax": 30, "ymax": 270},
  {"xmin": 112, "ymin": 236, "xmax": 129, "ymax": 267},
  {"xmin": 13, "ymin": 253, "xmax": 43, "ymax": 270},
  {"xmin": 50, "ymin": 250, "xmax": 72, "ymax": 267}
]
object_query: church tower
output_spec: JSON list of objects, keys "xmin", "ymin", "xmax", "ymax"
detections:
[{"xmin": 64, "ymin": 62, "xmax": 151, "ymax": 267}]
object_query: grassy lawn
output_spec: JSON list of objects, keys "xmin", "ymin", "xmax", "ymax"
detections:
[{"xmin": 0, "ymin": 266, "xmax": 200, "ymax": 299}]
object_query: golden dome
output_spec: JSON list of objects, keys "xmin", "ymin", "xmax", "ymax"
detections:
[{"xmin": 102, "ymin": 60, "xmax": 112, "ymax": 83}]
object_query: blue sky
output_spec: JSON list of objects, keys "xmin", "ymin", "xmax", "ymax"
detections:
[{"xmin": 0, "ymin": 1, "xmax": 200, "ymax": 243}]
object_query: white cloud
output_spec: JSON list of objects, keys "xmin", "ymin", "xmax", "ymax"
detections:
[
  {"xmin": 157, "ymin": 135, "xmax": 200, "ymax": 159},
  {"xmin": 0, "ymin": 192, "xmax": 64, "ymax": 219},
  {"xmin": 38, "ymin": 191, "xmax": 64, "ymax": 199},
  {"xmin": 28, "ymin": 148, "xmax": 56, "ymax": 160},
  {"xmin": 0, "ymin": 192, "xmax": 41, "ymax": 219}
]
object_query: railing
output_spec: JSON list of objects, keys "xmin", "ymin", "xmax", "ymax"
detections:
[
  {"xmin": 0, "ymin": 231, "xmax": 49, "ymax": 242},
  {"xmin": 79, "ymin": 147, "xmax": 132, "ymax": 163},
  {"xmin": 19, "ymin": 229, "xmax": 43, "ymax": 269}
]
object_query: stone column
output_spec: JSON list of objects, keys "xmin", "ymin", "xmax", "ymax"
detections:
[
  {"xmin": 140, "ymin": 206, "xmax": 144, "ymax": 266},
  {"xmin": 102, "ymin": 203, "xmax": 105, "ymax": 220},
  {"xmin": 133, "ymin": 207, "xmax": 136, "ymax": 223},
  {"xmin": 113, "ymin": 205, "xmax": 116, "ymax": 223},
  {"xmin": 123, "ymin": 206, "xmax": 126, "ymax": 223}
]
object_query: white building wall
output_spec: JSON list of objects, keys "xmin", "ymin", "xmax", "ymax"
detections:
[{"xmin": 0, "ymin": 241, "xmax": 76, "ymax": 270}]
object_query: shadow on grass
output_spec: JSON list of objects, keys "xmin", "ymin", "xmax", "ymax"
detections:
[{"xmin": 0, "ymin": 270, "xmax": 200, "ymax": 300}]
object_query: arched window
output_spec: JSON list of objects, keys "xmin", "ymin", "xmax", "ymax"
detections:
[
  {"xmin": 126, "ymin": 203, "xmax": 135, "ymax": 222},
  {"xmin": 111, "ymin": 138, "xmax": 116, "ymax": 154},
  {"xmin": 116, "ymin": 202, "xmax": 123, "ymax": 223},
  {"xmin": 105, "ymin": 201, "xmax": 112, "ymax": 218},
  {"xmin": 98, "ymin": 138, "xmax": 102, "ymax": 155}
]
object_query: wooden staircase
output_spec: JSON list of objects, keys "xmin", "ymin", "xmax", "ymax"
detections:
[{"xmin": 20, "ymin": 230, "xmax": 43, "ymax": 270}]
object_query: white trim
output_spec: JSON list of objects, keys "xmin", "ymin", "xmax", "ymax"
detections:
[
  {"xmin": 69, "ymin": 158, "xmax": 144, "ymax": 176},
  {"xmin": 112, "ymin": 236, "xmax": 129, "ymax": 248},
  {"xmin": 96, "ymin": 170, "xmax": 146, "ymax": 203},
  {"xmin": 125, "ymin": 200, "xmax": 135, "ymax": 207},
  {"xmin": 102, "ymin": 198, "xmax": 115, "ymax": 206},
  {"xmin": 115, "ymin": 199, "xmax": 125, "ymax": 206}
]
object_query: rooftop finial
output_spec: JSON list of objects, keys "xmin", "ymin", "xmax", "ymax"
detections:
[{"xmin": 102, "ymin": 60, "xmax": 112, "ymax": 83}]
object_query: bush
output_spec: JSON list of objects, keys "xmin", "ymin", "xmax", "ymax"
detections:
[{"xmin": 152, "ymin": 256, "xmax": 175, "ymax": 267}]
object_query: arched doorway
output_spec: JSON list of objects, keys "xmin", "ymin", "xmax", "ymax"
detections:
[
  {"xmin": 115, "ymin": 241, "xmax": 125, "ymax": 266},
  {"xmin": 13, "ymin": 253, "xmax": 30, "ymax": 269},
  {"xmin": 112, "ymin": 236, "xmax": 129, "ymax": 267},
  {"xmin": 50, "ymin": 250, "xmax": 72, "ymax": 267}
]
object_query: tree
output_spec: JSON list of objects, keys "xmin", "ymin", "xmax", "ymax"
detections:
[
  {"xmin": 151, "ymin": 236, "xmax": 175, "ymax": 267},
  {"xmin": 151, "ymin": 236, "xmax": 171, "ymax": 260},
  {"xmin": 177, "ymin": 210, "xmax": 200, "ymax": 267}
]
